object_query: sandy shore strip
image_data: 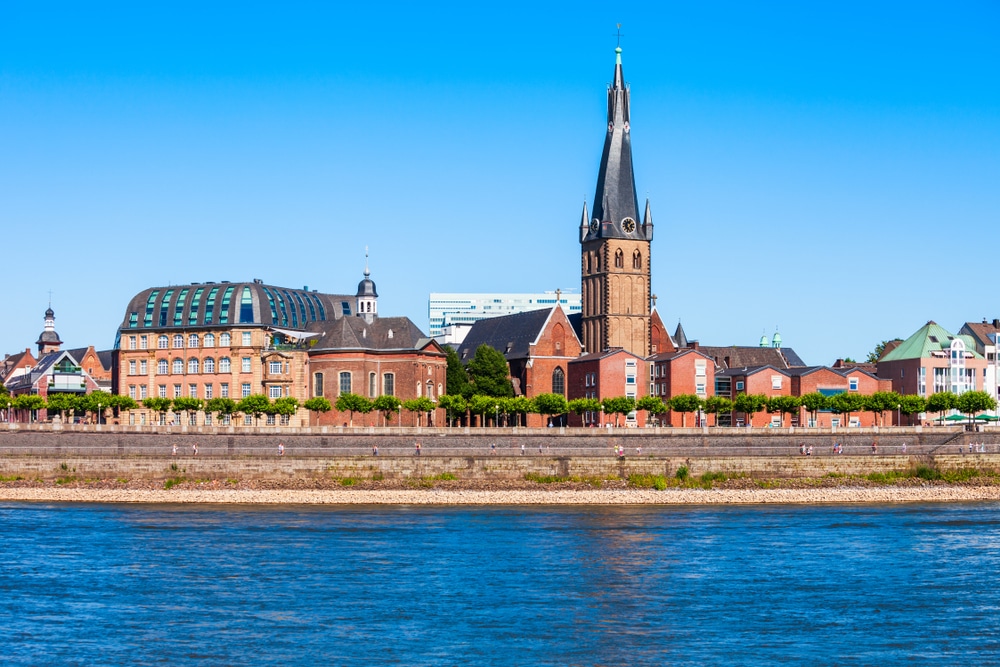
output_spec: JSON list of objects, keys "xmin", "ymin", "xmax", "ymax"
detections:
[{"xmin": 3, "ymin": 486, "xmax": 1000, "ymax": 505}]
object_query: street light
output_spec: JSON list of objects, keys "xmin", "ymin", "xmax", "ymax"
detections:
[{"xmin": 97, "ymin": 402, "xmax": 101, "ymax": 426}]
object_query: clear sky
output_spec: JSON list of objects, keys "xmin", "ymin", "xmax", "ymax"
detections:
[{"xmin": 2, "ymin": 1, "xmax": 998, "ymax": 365}]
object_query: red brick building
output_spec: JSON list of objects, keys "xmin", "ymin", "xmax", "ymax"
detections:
[
  {"xmin": 649, "ymin": 348, "xmax": 715, "ymax": 427},
  {"xmin": 568, "ymin": 348, "xmax": 648, "ymax": 427},
  {"xmin": 788, "ymin": 366, "xmax": 888, "ymax": 427},
  {"xmin": 718, "ymin": 365, "xmax": 792, "ymax": 427}
]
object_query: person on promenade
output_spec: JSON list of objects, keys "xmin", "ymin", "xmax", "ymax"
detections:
[
  {"xmin": 372, "ymin": 444, "xmax": 379, "ymax": 456},
  {"xmin": 520, "ymin": 444, "xmax": 525, "ymax": 456},
  {"xmin": 636, "ymin": 445, "xmax": 641, "ymax": 456},
  {"xmin": 192, "ymin": 443, "xmax": 198, "ymax": 456},
  {"xmin": 901, "ymin": 442, "xmax": 907, "ymax": 454},
  {"xmin": 491, "ymin": 442, "xmax": 496, "ymax": 455},
  {"xmin": 415, "ymin": 442, "xmax": 421, "ymax": 456},
  {"xmin": 871, "ymin": 440, "xmax": 878, "ymax": 454},
  {"xmin": 799, "ymin": 443, "xmax": 805, "ymax": 455},
  {"xmin": 172, "ymin": 443, "xmax": 177, "ymax": 456},
  {"xmin": 807, "ymin": 446, "xmax": 813, "ymax": 456},
  {"xmin": 278, "ymin": 443, "xmax": 285, "ymax": 457},
  {"xmin": 538, "ymin": 443, "xmax": 543, "ymax": 454}
]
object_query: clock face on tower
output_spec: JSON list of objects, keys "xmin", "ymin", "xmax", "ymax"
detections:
[
  {"xmin": 622, "ymin": 217, "xmax": 636, "ymax": 233},
  {"xmin": 590, "ymin": 219, "xmax": 600, "ymax": 233}
]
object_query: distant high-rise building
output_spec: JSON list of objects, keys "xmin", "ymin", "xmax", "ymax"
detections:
[{"xmin": 428, "ymin": 291, "xmax": 581, "ymax": 339}]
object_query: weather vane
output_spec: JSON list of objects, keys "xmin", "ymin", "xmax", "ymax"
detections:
[{"xmin": 615, "ymin": 23, "xmax": 623, "ymax": 47}]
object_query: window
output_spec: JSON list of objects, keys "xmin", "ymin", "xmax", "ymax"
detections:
[
  {"xmin": 242, "ymin": 383, "xmax": 252, "ymax": 398},
  {"xmin": 614, "ymin": 249, "xmax": 624, "ymax": 268},
  {"xmin": 383, "ymin": 373, "xmax": 395, "ymax": 396},
  {"xmin": 158, "ymin": 335, "xmax": 168, "ymax": 349},
  {"xmin": 140, "ymin": 335, "xmax": 148, "ymax": 350},
  {"xmin": 158, "ymin": 385, "xmax": 167, "ymax": 398},
  {"xmin": 266, "ymin": 414, "xmax": 276, "ymax": 426},
  {"xmin": 221, "ymin": 383, "xmax": 229, "ymax": 398},
  {"xmin": 204, "ymin": 333, "xmax": 215, "ymax": 348},
  {"xmin": 696, "ymin": 382, "xmax": 706, "ymax": 396},
  {"xmin": 239, "ymin": 288, "xmax": 254, "ymax": 324},
  {"xmin": 204, "ymin": 413, "xmax": 213, "ymax": 426},
  {"xmin": 632, "ymin": 250, "xmax": 641, "ymax": 270},
  {"xmin": 189, "ymin": 384, "xmax": 197, "ymax": 398},
  {"xmin": 129, "ymin": 336, "xmax": 137, "ymax": 350},
  {"xmin": 158, "ymin": 359, "xmax": 168, "ymax": 375},
  {"xmin": 695, "ymin": 361, "xmax": 706, "ymax": 377},
  {"xmin": 280, "ymin": 415, "xmax": 290, "ymax": 426},
  {"xmin": 128, "ymin": 385, "xmax": 136, "ymax": 399},
  {"xmin": 129, "ymin": 360, "xmax": 136, "ymax": 375},
  {"xmin": 241, "ymin": 357, "xmax": 251, "ymax": 373},
  {"xmin": 219, "ymin": 357, "xmax": 231, "ymax": 373},
  {"xmin": 139, "ymin": 360, "xmax": 147, "ymax": 375},
  {"xmin": 736, "ymin": 381, "xmax": 745, "ymax": 391},
  {"xmin": 244, "ymin": 415, "xmax": 252, "ymax": 425},
  {"xmin": 242, "ymin": 331, "xmax": 252, "ymax": 346},
  {"xmin": 172, "ymin": 358, "xmax": 183, "ymax": 375},
  {"xmin": 188, "ymin": 358, "xmax": 199, "ymax": 374},
  {"xmin": 369, "ymin": 372, "xmax": 377, "ymax": 397},
  {"xmin": 173, "ymin": 384, "xmax": 182, "ymax": 398},
  {"xmin": 139, "ymin": 385, "xmax": 148, "ymax": 399},
  {"xmin": 173, "ymin": 334, "xmax": 184, "ymax": 348},
  {"xmin": 427, "ymin": 380, "xmax": 434, "ymax": 400},
  {"xmin": 340, "ymin": 371, "xmax": 352, "ymax": 395},
  {"xmin": 314, "ymin": 372, "xmax": 324, "ymax": 396},
  {"xmin": 220, "ymin": 332, "xmax": 231, "ymax": 346},
  {"xmin": 552, "ymin": 367, "xmax": 565, "ymax": 395},
  {"xmin": 269, "ymin": 386, "xmax": 282, "ymax": 399},
  {"xmin": 849, "ymin": 377, "xmax": 859, "ymax": 391},
  {"xmin": 204, "ymin": 357, "xmax": 215, "ymax": 373},
  {"xmin": 269, "ymin": 361, "xmax": 282, "ymax": 374},
  {"xmin": 188, "ymin": 334, "xmax": 198, "ymax": 348},
  {"xmin": 204, "ymin": 384, "xmax": 213, "ymax": 399}
]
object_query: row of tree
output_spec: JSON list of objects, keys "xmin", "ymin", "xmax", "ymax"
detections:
[{"xmin": 0, "ymin": 391, "xmax": 139, "ymax": 423}]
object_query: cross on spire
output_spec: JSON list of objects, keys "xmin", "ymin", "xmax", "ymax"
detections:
[{"xmin": 615, "ymin": 23, "xmax": 624, "ymax": 47}]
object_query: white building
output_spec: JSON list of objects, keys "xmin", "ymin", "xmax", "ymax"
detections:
[{"xmin": 428, "ymin": 290, "xmax": 581, "ymax": 340}]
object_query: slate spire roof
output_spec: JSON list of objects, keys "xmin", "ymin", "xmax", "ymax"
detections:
[{"xmin": 582, "ymin": 46, "xmax": 649, "ymax": 243}]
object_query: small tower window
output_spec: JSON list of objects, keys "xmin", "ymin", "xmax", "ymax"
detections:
[
  {"xmin": 614, "ymin": 249, "xmax": 624, "ymax": 268},
  {"xmin": 633, "ymin": 250, "xmax": 641, "ymax": 269}
]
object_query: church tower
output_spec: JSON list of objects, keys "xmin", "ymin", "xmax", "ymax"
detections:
[
  {"xmin": 36, "ymin": 305, "xmax": 63, "ymax": 355},
  {"xmin": 580, "ymin": 46, "xmax": 653, "ymax": 357},
  {"xmin": 356, "ymin": 250, "xmax": 378, "ymax": 324}
]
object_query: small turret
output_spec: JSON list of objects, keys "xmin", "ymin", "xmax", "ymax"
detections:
[
  {"xmin": 36, "ymin": 306, "xmax": 63, "ymax": 355},
  {"xmin": 356, "ymin": 249, "xmax": 378, "ymax": 324}
]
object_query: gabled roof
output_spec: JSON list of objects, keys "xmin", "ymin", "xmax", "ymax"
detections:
[
  {"xmin": 717, "ymin": 364, "xmax": 789, "ymax": 378},
  {"xmin": 0, "ymin": 349, "xmax": 35, "ymax": 383},
  {"xmin": 649, "ymin": 347, "xmax": 714, "ymax": 363},
  {"xmin": 307, "ymin": 316, "xmax": 431, "ymax": 353},
  {"xmin": 571, "ymin": 347, "xmax": 645, "ymax": 364},
  {"xmin": 456, "ymin": 307, "xmax": 555, "ymax": 362},
  {"xmin": 696, "ymin": 345, "xmax": 806, "ymax": 370},
  {"xmin": 960, "ymin": 321, "xmax": 1000, "ymax": 349},
  {"xmin": 880, "ymin": 321, "xmax": 982, "ymax": 361}
]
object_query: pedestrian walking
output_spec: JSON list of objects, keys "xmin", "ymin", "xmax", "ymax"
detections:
[
  {"xmin": 192, "ymin": 443, "xmax": 198, "ymax": 456},
  {"xmin": 372, "ymin": 444, "xmax": 379, "ymax": 456},
  {"xmin": 491, "ymin": 442, "xmax": 496, "ymax": 455},
  {"xmin": 172, "ymin": 443, "xmax": 177, "ymax": 456},
  {"xmin": 415, "ymin": 442, "xmax": 421, "ymax": 456},
  {"xmin": 901, "ymin": 442, "xmax": 907, "ymax": 454},
  {"xmin": 520, "ymin": 444, "xmax": 525, "ymax": 456},
  {"xmin": 538, "ymin": 443, "xmax": 543, "ymax": 454},
  {"xmin": 277, "ymin": 443, "xmax": 285, "ymax": 457}
]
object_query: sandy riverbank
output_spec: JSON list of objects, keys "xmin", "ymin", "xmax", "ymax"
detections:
[{"xmin": 3, "ymin": 485, "xmax": 1000, "ymax": 505}]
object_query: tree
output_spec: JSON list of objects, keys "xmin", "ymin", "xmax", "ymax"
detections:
[
  {"xmin": 867, "ymin": 339, "xmax": 902, "ymax": 364},
  {"xmin": 733, "ymin": 393, "xmax": 768, "ymax": 427},
  {"xmin": 238, "ymin": 394, "xmax": 272, "ymax": 425},
  {"xmin": 44, "ymin": 393, "xmax": 78, "ymax": 422},
  {"xmin": 533, "ymin": 393, "xmax": 569, "ymax": 426},
  {"xmin": 445, "ymin": 347, "xmax": 473, "ymax": 399},
  {"xmin": 372, "ymin": 395, "xmax": 402, "ymax": 426},
  {"xmin": 334, "ymin": 392, "xmax": 372, "ymax": 426},
  {"xmin": 702, "ymin": 396, "xmax": 733, "ymax": 427},
  {"xmin": 436, "ymin": 394, "xmax": 468, "ymax": 427},
  {"xmin": 402, "ymin": 396, "xmax": 436, "ymax": 426},
  {"xmin": 12, "ymin": 394, "xmax": 45, "ymax": 422},
  {"xmin": 205, "ymin": 397, "xmax": 238, "ymax": 423},
  {"xmin": 865, "ymin": 391, "xmax": 901, "ymax": 427},
  {"xmin": 0, "ymin": 393, "xmax": 12, "ymax": 422},
  {"xmin": 766, "ymin": 395, "xmax": 801, "ymax": 427},
  {"xmin": 110, "ymin": 394, "xmax": 138, "ymax": 414},
  {"xmin": 636, "ymin": 395, "xmax": 667, "ymax": 425},
  {"xmin": 898, "ymin": 394, "xmax": 927, "ymax": 426},
  {"xmin": 273, "ymin": 397, "xmax": 300, "ymax": 422},
  {"xmin": 82, "ymin": 391, "xmax": 114, "ymax": 423},
  {"xmin": 828, "ymin": 392, "xmax": 867, "ymax": 425},
  {"xmin": 956, "ymin": 390, "xmax": 997, "ymax": 421},
  {"xmin": 303, "ymin": 396, "xmax": 332, "ymax": 417},
  {"xmin": 799, "ymin": 392, "xmax": 829, "ymax": 427},
  {"xmin": 601, "ymin": 396, "xmax": 635, "ymax": 427},
  {"xmin": 465, "ymin": 345, "xmax": 514, "ymax": 398},
  {"xmin": 507, "ymin": 396, "xmax": 533, "ymax": 427},
  {"xmin": 469, "ymin": 394, "xmax": 498, "ymax": 427},
  {"xmin": 668, "ymin": 394, "xmax": 703, "ymax": 427},
  {"xmin": 172, "ymin": 396, "xmax": 204, "ymax": 424},
  {"xmin": 142, "ymin": 397, "xmax": 173, "ymax": 423},
  {"xmin": 926, "ymin": 391, "xmax": 958, "ymax": 418}
]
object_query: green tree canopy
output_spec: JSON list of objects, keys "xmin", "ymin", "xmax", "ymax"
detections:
[
  {"xmin": 372, "ymin": 394, "xmax": 403, "ymax": 426},
  {"xmin": 172, "ymin": 396, "xmax": 204, "ymax": 418},
  {"xmin": 867, "ymin": 339, "xmax": 903, "ymax": 364},
  {"xmin": 926, "ymin": 391, "xmax": 958, "ymax": 415},
  {"xmin": 45, "ymin": 393, "xmax": 80, "ymax": 420},
  {"xmin": 533, "ymin": 393, "xmax": 569, "ymax": 425},
  {"xmin": 436, "ymin": 394, "xmax": 468, "ymax": 426},
  {"xmin": 636, "ymin": 395, "xmax": 667, "ymax": 424},
  {"xmin": 568, "ymin": 397, "xmax": 602, "ymax": 415},
  {"xmin": 766, "ymin": 395, "xmax": 801, "ymax": 425},
  {"xmin": 273, "ymin": 396, "xmax": 300, "ymax": 417},
  {"xmin": 466, "ymin": 345, "xmax": 514, "ymax": 398},
  {"xmin": 142, "ymin": 397, "xmax": 173, "ymax": 417},
  {"xmin": 445, "ymin": 347, "xmax": 473, "ymax": 399},
  {"xmin": 828, "ymin": 392, "xmax": 867, "ymax": 423},
  {"xmin": 601, "ymin": 396, "xmax": 636, "ymax": 426},
  {"xmin": 668, "ymin": 394, "xmax": 703, "ymax": 427},
  {"xmin": 506, "ymin": 396, "xmax": 533, "ymax": 427},
  {"xmin": 13, "ymin": 394, "xmax": 45, "ymax": 421},
  {"xmin": 865, "ymin": 391, "xmax": 901, "ymax": 426},
  {"xmin": 303, "ymin": 396, "xmax": 332, "ymax": 414},
  {"xmin": 334, "ymin": 392, "xmax": 372, "ymax": 426},
  {"xmin": 469, "ymin": 394, "xmax": 499, "ymax": 426},
  {"xmin": 702, "ymin": 396, "xmax": 734, "ymax": 426},
  {"xmin": 956, "ymin": 390, "xmax": 997, "ymax": 418},
  {"xmin": 799, "ymin": 392, "xmax": 829, "ymax": 425},
  {"xmin": 733, "ymin": 393, "xmax": 768, "ymax": 426},
  {"xmin": 238, "ymin": 394, "xmax": 272, "ymax": 424},
  {"xmin": 205, "ymin": 397, "xmax": 238, "ymax": 417},
  {"xmin": 898, "ymin": 394, "xmax": 926, "ymax": 425},
  {"xmin": 402, "ymin": 396, "xmax": 436, "ymax": 426}
]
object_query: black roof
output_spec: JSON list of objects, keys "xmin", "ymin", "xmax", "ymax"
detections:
[
  {"xmin": 456, "ymin": 308, "xmax": 554, "ymax": 362},
  {"xmin": 307, "ymin": 316, "xmax": 431, "ymax": 352}
]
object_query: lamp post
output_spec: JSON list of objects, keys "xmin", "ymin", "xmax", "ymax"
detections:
[{"xmin": 97, "ymin": 401, "xmax": 101, "ymax": 426}]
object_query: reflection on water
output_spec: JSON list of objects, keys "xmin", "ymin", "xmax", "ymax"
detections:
[{"xmin": 2, "ymin": 502, "xmax": 1000, "ymax": 665}]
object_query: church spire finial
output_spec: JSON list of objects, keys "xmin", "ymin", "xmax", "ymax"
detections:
[{"xmin": 364, "ymin": 245, "xmax": 370, "ymax": 277}]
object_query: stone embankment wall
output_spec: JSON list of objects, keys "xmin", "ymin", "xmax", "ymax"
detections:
[{"xmin": 1, "ymin": 426, "xmax": 998, "ymax": 481}]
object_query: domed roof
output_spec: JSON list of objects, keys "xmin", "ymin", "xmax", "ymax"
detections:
[
  {"xmin": 356, "ymin": 275, "xmax": 378, "ymax": 298},
  {"xmin": 45, "ymin": 307, "xmax": 54, "ymax": 318}
]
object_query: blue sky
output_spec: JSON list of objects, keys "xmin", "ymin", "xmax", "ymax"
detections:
[{"xmin": 2, "ymin": 2, "xmax": 998, "ymax": 365}]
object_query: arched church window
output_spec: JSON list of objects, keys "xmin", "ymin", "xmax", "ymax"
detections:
[
  {"xmin": 552, "ymin": 367, "xmax": 565, "ymax": 396},
  {"xmin": 614, "ymin": 249, "xmax": 624, "ymax": 268},
  {"xmin": 633, "ymin": 250, "xmax": 641, "ymax": 269}
]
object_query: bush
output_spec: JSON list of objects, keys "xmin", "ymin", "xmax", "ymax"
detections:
[
  {"xmin": 628, "ymin": 474, "xmax": 669, "ymax": 490},
  {"xmin": 675, "ymin": 466, "xmax": 689, "ymax": 481}
]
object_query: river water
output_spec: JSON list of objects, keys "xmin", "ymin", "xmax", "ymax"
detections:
[{"xmin": 2, "ymin": 501, "xmax": 1000, "ymax": 665}]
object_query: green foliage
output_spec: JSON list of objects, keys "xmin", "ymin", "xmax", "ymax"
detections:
[
  {"xmin": 334, "ymin": 393, "xmax": 372, "ymax": 425},
  {"xmin": 766, "ymin": 395, "xmax": 801, "ymax": 418},
  {"xmin": 828, "ymin": 392, "xmax": 867, "ymax": 419},
  {"xmin": 237, "ymin": 394, "xmax": 272, "ymax": 423},
  {"xmin": 172, "ymin": 396, "xmax": 204, "ymax": 416},
  {"xmin": 111, "ymin": 394, "xmax": 139, "ymax": 411},
  {"xmin": 667, "ymin": 393, "xmax": 703, "ymax": 427},
  {"xmin": 636, "ymin": 395, "xmax": 667, "ymax": 417},
  {"xmin": 45, "ymin": 393, "xmax": 80, "ymax": 420},
  {"xmin": 956, "ymin": 390, "xmax": 997, "ymax": 417},
  {"xmin": 372, "ymin": 394, "xmax": 402, "ymax": 426},
  {"xmin": 13, "ymin": 394, "xmax": 46, "ymax": 419},
  {"xmin": 733, "ymin": 393, "xmax": 768, "ymax": 424},
  {"xmin": 469, "ymin": 394, "xmax": 499, "ymax": 425},
  {"xmin": 865, "ymin": 391, "xmax": 902, "ymax": 426},
  {"xmin": 303, "ymin": 396, "xmax": 332, "ymax": 413},
  {"xmin": 402, "ymin": 396, "xmax": 436, "ymax": 426},
  {"xmin": 567, "ymin": 397, "xmax": 602, "ymax": 415},
  {"xmin": 205, "ymin": 397, "xmax": 238, "ymax": 416},
  {"xmin": 926, "ymin": 391, "xmax": 958, "ymax": 414},
  {"xmin": 272, "ymin": 396, "xmax": 299, "ymax": 416},
  {"xmin": 867, "ymin": 339, "xmax": 902, "ymax": 364},
  {"xmin": 465, "ymin": 345, "xmax": 514, "ymax": 398},
  {"xmin": 143, "ymin": 397, "xmax": 173, "ymax": 416},
  {"xmin": 436, "ymin": 394, "xmax": 468, "ymax": 426},
  {"xmin": 601, "ymin": 396, "xmax": 636, "ymax": 426},
  {"xmin": 675, "ymin": 466, "xmax": 689, "ymax": 481},
  {"xmin": 503, "ymin": 396, "xmax": 533, "ymax": 427},
  {"xmin": 799, "ymin": 392, "xmax": 829, "ymax": 419},
  {"xmin": 898, "ymin": 394, "xmax": 926, "ymax": 417},
  {"xmin": 698, "ymin": 471, "xmax": 728, "ymax": 487},
  {"xmin": 533, "ymin": 393, "xmax": 568, "ymax": 417},
  {"xmin": 164, "ymin": 477, "xmax": 187, "ymax": 490},
  {"xmin": 702, "ymin": 396, "xmax": 733, "ymax": 425},
  {"xmin": 445, "ymin": 346, "xmax": 473, "ymax": 399},
  {"xmin": 628, "ymin": 474, "xmax": 668, "ymax": 490}
]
